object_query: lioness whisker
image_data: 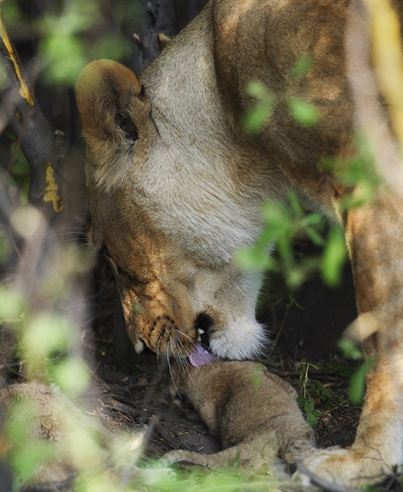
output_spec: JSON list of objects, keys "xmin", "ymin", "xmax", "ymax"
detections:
[
  {"xmin": 170, "ymin": 327, "xmax": 196, "ymax": 345},
  {"xmin": 166, "ymin": 334, "xmax": 180, "ymax": 394}
]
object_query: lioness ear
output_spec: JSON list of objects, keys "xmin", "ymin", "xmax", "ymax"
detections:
[{"xmin": 75, "ymin": 60, "xmax": 144, "ymax": 189}]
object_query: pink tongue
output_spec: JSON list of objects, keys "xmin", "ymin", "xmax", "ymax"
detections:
[{"xmin": 189, "ymin": 344, "xmax": 218, "ymax": 367}]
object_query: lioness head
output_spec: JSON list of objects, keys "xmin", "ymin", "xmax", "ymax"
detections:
[{"xmin": 76, "ymin": 59, "xmax": 266, "ymax": 360}]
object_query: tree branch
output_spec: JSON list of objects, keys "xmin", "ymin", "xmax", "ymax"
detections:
[
  {"xmin": 0, "ymin": 14, "xmax": 64, "ymax": 221},
  {"xmin": 131, "ymin": 0, "xmax": 178, "ymax": 73}
]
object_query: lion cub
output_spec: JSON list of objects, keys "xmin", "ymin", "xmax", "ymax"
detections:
[{"xmin": 165, "ymin": 359, "xmax": 315, "ymax": 473}]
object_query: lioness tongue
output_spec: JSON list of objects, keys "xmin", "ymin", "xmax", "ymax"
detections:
[{"xmin": 189, "ymin": 343, "xmax": 218, "ymax": 367}]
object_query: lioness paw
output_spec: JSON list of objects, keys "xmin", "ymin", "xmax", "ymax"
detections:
[
  {"xmin": 297, "ymin": 446, "xmax": 395, "ymax": 489},
  {"xmin": 209, "ymin": 317, "xmax": 266, "ymax": 360}
]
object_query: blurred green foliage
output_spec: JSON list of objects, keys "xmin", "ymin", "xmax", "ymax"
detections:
[
  {"xmin": 0, "ymin": 231, "xmax": 11, "ymax": 262},
  {"xmin": 241, "ymin": 57, "xmax": 381, "ymax": 417},
  {"xmin": 241, "ymin": 61, "xmax": 345, "ymax": 288},
  {"xmin": 6, "ymin": 398, "xmax": 56, "ymax": 487},
  {"xmin": 245, "ymin": 53, "xmax": 319, "ymax": 131},
  {"xmin": 239, "ymin": 54, "xmax": 380, "ymax": 290},
  {"xmin": 288, "ymin": 97, "xmax": 319, "ymax": 126},
  {"xmin": 235, "ymin": 190, "xmax": 346, "ymax": 289},
  {"xmin": 290, "ymin": 54, "xmax": 313, "ymax": 80},
  {"xmin": 3, "ymin": 131, "xmax": 31, "ymax": 205},
  {"xmin": 0, "ymin": 58, "xmax": 7, "ymax": 91},
  {"xmin": 338, "ymin": 338, "xmax": 376, "ymax": 405},
  {"xmin": 154, "ymin": 466, "xmax": 285, "ymax": 492},
  {"xmin": 0, "ymin": 285, "xmax": 23, "ymax": 322},
  {"xmin": 245, "ymin": 81, "xmax": 274, "ymax": 133},
  {"xmin": 2, "ymin": 0, "xmax": 134, "ymax": 85}
]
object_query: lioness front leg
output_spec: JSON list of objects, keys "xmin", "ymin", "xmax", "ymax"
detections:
[{"xmin": 302, "ymin": 187, "xmax": 403, "ymax": 487}]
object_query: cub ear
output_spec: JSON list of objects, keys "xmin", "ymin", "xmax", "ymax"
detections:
[{"xmin": 75, "ymin": 60, "xmax": 144, "ymax": 189}]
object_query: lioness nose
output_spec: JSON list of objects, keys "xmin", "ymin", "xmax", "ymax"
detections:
[{"xmin": 194, "ymin": 312, "xmax": 214, "ymax": 350}]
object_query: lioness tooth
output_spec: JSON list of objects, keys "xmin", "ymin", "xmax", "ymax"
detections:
[{"xmin": 134, "ymin": 339, "xmax": 144, "ymax": 354}]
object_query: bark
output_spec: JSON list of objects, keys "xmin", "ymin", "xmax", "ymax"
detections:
[
  {"xmin": 131, "ymin": 0, "xmax": 178, "ymax": 73},
  {"xmin": 0, "ymin": 15, "xmax": 64, "ymax": 222},
  {"xmin": 174, "ymin": 0, "xmax": 208, "ymax": 29}
]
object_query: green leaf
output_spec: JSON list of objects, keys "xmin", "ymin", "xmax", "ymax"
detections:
[
  {"xmin": 40, "ymin": 34, "xmax": 87, "ymax": 85},
  {"xmin": 305, "ymin": 227, "xmax": 324, "ymax": 246},
  {"xmin": 301, "ymin": 396, "xmax": 319, "ymax": 427},
  {"xmin": 21, "ymin": 313, "xmax": 76, "ymax": 378},
  {"xmin": 291, "ymin": 54, "xmax": 313, "ymax": 80},
  {"xmin": 349, "ymin": 358, "xmax": 376, "ymax": 405},
  {"xmin": 39, "ymin": 1, "xmax": 100, "ymax": 36},
  {"xmin": 287, "ymin": 267, "xmax": 305, "ymax": 289},
  {"xmin": 0, "ymin": 60, "xmax": 8, "ymax": 92},
  {"xmin": 89, "ymin": 34, "xmax": 129, "ymax": 61},
  {"xmin": 244, "ymin": 103, "xmax": 272, "ymax": 133},
  {"xmin": 53, "ymin": 358, "xmax": 90, "ymax": 396},
  {"xmin": 262, "ymin": 203, "xmax": 290, "ymax": 235},
  {"xmin": 288, "ymin": 97, "xmax": 319, "ymax": 126},
  {"xmin": 250, "ymin": 365, "xmax": 264, "ymax": 388},
  {"xmin": 6, "ymin": 398, "xmax": 56, "ymax": 485},
  {"xmin": 0, "ymin": 286, "xmax": 24, "ymax": 322},
  {"xmin": 247, "ymin": 80, "xmax": 270, "ymax": 99},
  {"xmin": 321, "ymin": 228, "xmax": 347, "ymax": 286},
  {"xmin": 0, "ymin": 232, "xmax": 11, "ymax": 262},
  {"xmin": 338, "ymin": 338, "xmax": 363, "ymax": 361},
  {"xmin": 303, "ymin": 213, "xmax": 324, "ymax": 227},
  {"xmin": 277, "ymin": 235, "xmax": 294, "ymax": 266},
  {"xmin": 287, "ymin": 191, "xmax": 304, "ymax": 218},
  {"xmin": 2, "ymin": 3, "xmax": 22, "ymax": 26},
  {"xmin": 11, "ymin": 441, "xmax": 55, "ymax": 485},
  {"xmin": 244, "ymin": 81, "xmax": 273, "ymax": 133},
  {"xmin": 234, "ymin": 246, "xmax": 273, "ymax": 272}
]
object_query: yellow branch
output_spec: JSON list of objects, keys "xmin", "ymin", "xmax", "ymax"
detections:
[
  {"xmin": 364, "ymin": 0, "xmax": 403, "ymax": 153},
  {"xmin": 0, "ymin": 13, "xmax": 34, "ymax": 107},
  {"xmin": 44, "ymin": 163, "xmax": 64, "ymax": 213}
]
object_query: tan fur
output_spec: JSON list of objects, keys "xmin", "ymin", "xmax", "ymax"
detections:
[
  {"xmin": 164, "ymin": 361, "xmax": 314, "ymax": 473},
  {"xmin": 76, "ymin": 0, "xmax": 403, "ymax": 486}
]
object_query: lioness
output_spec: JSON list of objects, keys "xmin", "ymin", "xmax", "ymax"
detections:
[{"xmin": 76, "ymin": 0, "xmax": 403, "ymax": 487}]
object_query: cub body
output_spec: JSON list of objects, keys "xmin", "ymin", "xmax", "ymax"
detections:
[{"xmin": 165, "ymin": 361, "xmax": 315, "ymax": 472}]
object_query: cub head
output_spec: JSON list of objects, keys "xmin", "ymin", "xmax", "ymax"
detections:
[{"xmin": 75, "ymin": 60, "xmax": 265, "ymax": 360}]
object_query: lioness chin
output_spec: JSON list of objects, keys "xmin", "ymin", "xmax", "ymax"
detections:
[{"xmin": 76, "ymin": 0, "xmax": 403, "ymax": 487}]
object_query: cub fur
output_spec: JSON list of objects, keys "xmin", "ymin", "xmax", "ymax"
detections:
[{"xmin": 164, "ymin": 361, "xmax": 315, "ymax": 474}]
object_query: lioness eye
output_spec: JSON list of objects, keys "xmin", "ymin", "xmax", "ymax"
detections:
[
  {"xmin": 116, "ymin": 112, "xmax": 138, "ymax": 143},
  {"xmin": 117, "ymin": 265, "xmax": 147, "ymax": 286}
]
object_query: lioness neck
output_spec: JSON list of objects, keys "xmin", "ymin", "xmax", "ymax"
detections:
[
  {"xmin": 141, "ymin": 6, "xmax": 221, "ymax": 147},
  {"xmin": 140, "ymin": 5, "xmax": 284, "ymax": 266}
]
